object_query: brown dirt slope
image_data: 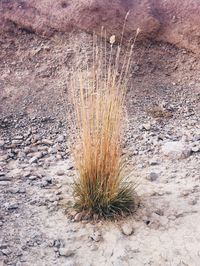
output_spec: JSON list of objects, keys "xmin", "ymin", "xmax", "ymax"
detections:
[{"xmin": 1, "ymin": 0, "xmax": 200, "ymax": 54}]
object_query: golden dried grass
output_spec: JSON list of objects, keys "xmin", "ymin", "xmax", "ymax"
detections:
[{"xmin": 69, "ymin": 26, "xmax": 140, "ymax": 218}]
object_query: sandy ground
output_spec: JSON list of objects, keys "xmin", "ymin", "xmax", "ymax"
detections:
[{"xmin": 0, "ymin": 29, "xmax": 200, "ymax": 266}]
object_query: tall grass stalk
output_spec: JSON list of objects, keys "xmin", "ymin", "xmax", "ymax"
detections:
[{"xmin": 69, "ymin": 28, "xmax": 140, "ymax": 218}]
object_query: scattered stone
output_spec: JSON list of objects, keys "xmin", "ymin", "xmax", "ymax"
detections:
[
  {"xmin": 67, "ymin": 164, "xmax": 74, "ymax": 170},
  {"xmin": 159, "ymin": 216, "xmax": 169, "ymax": 227},
  {"xmin": 5, "ymin": 203, "xmax": 19, "ymax": 210},
  {"xmin": 149, "ymin": 159, "xmax": 159, "ymax": 165},
  {"xmin": 188, "ymin": 199, "xmax": 197, "ymax": 205},
  {"xmin": 59, "ymin": 247, "xmax": 74, "ymax": 257},
  {"xmin": 90, "ymin": 231, "xmax": 101, "ymax": 242},
  {"xmin": 90, "ymin": 244, "xmax": 98, "ymax": 251},
  {"xmin": 142, "ymin": 122, "xmax": 151, "ymax": 131},
  {"xmin": 24, "ymin": 146, "xmax": 32, "ymax": 154},
  {"xmin": 45, "ymin": 176, "xmax": 52, "ymax": 184},
  {"xmin": 147, "ymin": 172, "xmax": 159, "ymax": 181},
  {"xmin": 0, "ymin": 140, "xmax": 5, "ymax": 147},
  {"xmin": 74, "ymin": 212, "xmax": 85, "ymax": 222},
  {"xmin": 0, "ymin": 175, "xmax": 11, "ymax": 181},
  {"xmin": 23, "ymin": 171, "xmax": 32, "ymax": 178},
  {"xmin": 57, "ymin": 135, "xmax": 65, "ymax": 142},
  {"xmin": 28, "ymin": 175, "xmax": 38, "ymax": 181},
  {"xmin": 29, "ymin": 156, "xmax": 38, "ymax": 164},
  {"xmin": 14, "ymin": 135, "xmax": 24, "ymax": 140},
  {"xmin": 0, "ymin": 244, "xmax": 8, "ymax": 250},
  {"xmin": 56, "ymin": 154, "xmax": 63, "ymax": 160},
  {"xmin": 121, "ymin": 223, "xmax": 134, "ymax": 236},
  {"xmin": 193, "ymin": 135, "xmax": 200, "ymax": 141},
  {"xmin": 48, "ymin": 147, "xmax": 57, "ymax": 154},
  {"xmin": 32, "ymin": 152, "xmax": 43, "ymax": 159},
  {"xmin": 41, "ymin": 139, "xmax": 53, "ymax": 146},
  {"xmin": 180, "ymin": 190, "xmax": 190, "ymax": 197},
  {"xmin": 39, "ymin": 180, "xmax": 49, "ymax": 187},
  {"xmin": 12, "ymin": 139, "xmax": 23, "ymax": 145},
  {"xmin": 56, "ymin": 170, "xmax": 65, "ymax": 176},
  {"xmin": 48, "ymin": 240, "xmax": 55, "ymax": 247},
  {"xmin": 168, "ymin": 215, "xmax": 176, "ymax": 221},
  {"xmin": 18, "ymin": 151, "xmax": 26, "ymax": 159},
  {"xmin": 191, "ymin": 146, "xmax": 200, "ymax": 153},
  {"xmin": 154, "ymin": 209, "xmax": 164, "ymax": 216},
  {"xmin": 162, "ymin": 141, "xmax": 191, "ymax": 159},
  {"xmin": 8, "ymin": 187, "xmax": 19, "ymax": 194},
  {"xmin": 0, "ymin": 172, "xmax": 6, "ymax": 176},
  {"xmin": 1, "ymin": 247, "xmax": 12, "ymax": 255}
]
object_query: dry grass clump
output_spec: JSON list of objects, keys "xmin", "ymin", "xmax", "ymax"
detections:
[{"xmin": 69, "ymin": 28, "xmax": 139, "ymax": 218}]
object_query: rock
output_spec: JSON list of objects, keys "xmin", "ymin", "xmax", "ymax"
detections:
[
  {"xmin": 56, "ymin": 154, "xmax": 63, "ymax": 160},
  {"xmin": 0, "ymin": 244, "xmax": 8, "ymax": 249},
  {"xmin": 14, "ymin": 135, "xmax": 24, "ymax": 140},
  {"xmin": 74, "ymin": 212, "xmax": 84, "ymax": 222},
  {"xmin": 24, "ymin": 146, "xmax": 33, "ymax": 154},
  {"xmin": 67, "ymin": 164, "xmax": 74, "ymax": 170},
  {"xmin": 90, "ymin": 231, "xmax": 102, "ymax": 242},
  {"xmin": 154, "ymin": 209, "xmax": 164, "ymax": 216},
  {"xmin": 41, "ymin": 139, "xmax": 53, "ymax": 146},
  {"xmin": 23, "ymin": 171, "xmax": 32, "ymax": 178},
  {"xmin": 0, "ymin": 140, "xmax": 5, "ymax": 147},
  {"xmin": 8, "ymin": 187, "xmax": 19, "ymax": 193},
  {"xmin": 5, "ymin": 203, "xmax": 19, "ymax": 210},
  {"xmin": 1, "ymin": 247, "xmax": 12, "ymax": 255},
  {"xmin": 121, "ymin": 223, "xmax": 134, "ymax": 236},
  {"xmin": 29, "ymin": 156, "xmax": 38, "ymax": 164},
  {"xmin": 59, "ymin": 247, "xmax": 74, "ymax": 257},
  {"xmin": 162, "ymin": 141, "xmax": 191, "ymax": 159},
  {"xmin": 191, "ymin": 146, "xmax": 200, "ymax": 153},
  {"xmin": 12, "ymin": 139, "xmax": 23, "ymax": 145},
  {"xmin": 0, "ymin": 175, "xmax": 11, "ymax": 181},
  {"xmin": 48, "ymin": 147, "xmax": 57, "ymax": 154},
  {"xmin": 188, "ymin": 199, "xmax": 197, "ymax": 205},
  {"xmin": 142, "ymin": 122, "xmax": 151, "ymax": 131},
  {"xmin": 149, "ymin": 159, "xmax": 159, "ymax": 165},
  {"xmin": 17, "ymin": 151, "xmax": 26, "ymax": 159},
  {"xmin": 54, "ymin": 239, "xmax": 64, "ymax": 249},
  {"xmin": 32, "ymin": 152, "xmax": 43, "ymax": 159},
  {"xmin": 28, "ymin": 175, "xmax": 38, "ymax": 181},
  {"xmin": 39, "ymin": 180, "xmax": 49, "ymax": 187},
  {"xmin": 148, "ymin": 172, "xmax": 159, "ymax": 181},
  {"xmin": 159, "ymin": 216, "xmax": 169, "ymax": 227},
  {"xmin": 0, "ymin": 171, "xmax": 6, "ymax": 176},
  {"xmin": 31, "ymin": 134, "xmax": 41, "ymax": 143},
  {"xmin": 57, "ymin": 135, "xmax": 65, "ymax": 142},
  {"xmin": 193, "ymin": 135, "xmax": 200, "ymax": 141},
  {"xmin": 38, "ymin": 146, "xmax": 48, "ymax": 152},
  {"xmin": 90, "ymin": 244, "xmax": 98, "ymax": 251},
  {"xmin": 56, "ymin": 170, "xmax": 65, "ymax": 176},
  {"xmin": 45, "ymin": 176, "xmax": 52, "ymax": 184}
]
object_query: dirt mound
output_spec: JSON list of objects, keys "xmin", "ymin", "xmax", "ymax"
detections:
[
  {"xmin": 0, "ymin": 0, "xmax": 159, "ymax": 40},
  {"xmin": 1, "ymin": 0, "xmax": 200, "ymax": 53},
  {"xmin": 150, "ymin": 0, "xmax": 200, "ymax": 54}
]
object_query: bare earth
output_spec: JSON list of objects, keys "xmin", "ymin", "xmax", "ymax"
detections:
[{"xmin": 0, "ymin": 29, "xmax": 200, "ymax": 266}]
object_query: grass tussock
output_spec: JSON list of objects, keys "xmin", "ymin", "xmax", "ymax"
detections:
[{"xmin": 69, "ymin": 27, "xmax": 140, "ymax": 218}]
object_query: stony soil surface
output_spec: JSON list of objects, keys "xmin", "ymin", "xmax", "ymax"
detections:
[{"xmin": 0, "ymin": 29, "xmax": 200, "ymax": 266}]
